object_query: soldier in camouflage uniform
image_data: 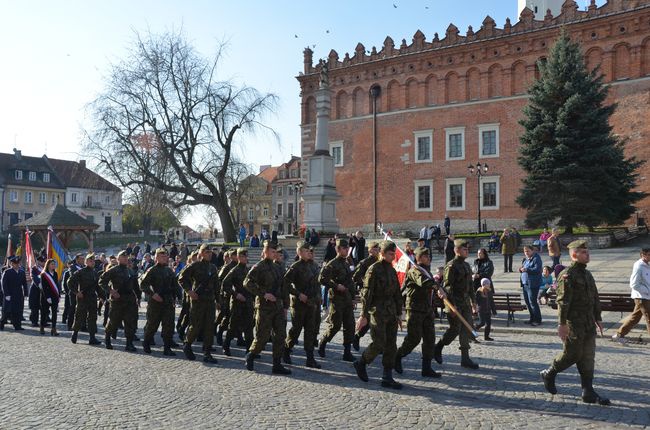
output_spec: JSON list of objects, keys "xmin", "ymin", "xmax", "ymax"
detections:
[
  {"xmin": 541, "ymin": 240, "xmax": 610, "ymax": 405},
  {"xmin": 318, "ymin": 238, "xmax": 356, "ymax": 362},
  {"xmin": 433, "ymin": 239, "xmax": 479, "ymax": 369},
  {"xmin": 353, "ymin": 240, "xmax": 403, "ymax": 389},
  {"xmin": 215, "ymin": 249, "xmax": 237, "ymax": 346},
  {"xmin": 352, "ymin": 241, "xmax": 380, "ymax": 351},
  {"xmin": 178, "ymin": 244, "xmax": 219, "ymax": 363},
  {"xmin": 308, "ymin": 247, "xmax": 323, "ymax": 349},
  {"xmin": 222, "ymin": 248, "xmax": 253, "ymax": 356},
  {"xmin": 394, "ymin": 247, "xmax": 446, "ymax": 378},
  {"xmin": 244, "ymin": 241, "xmax": 291, "ymax": 375},
  {"xmin": 69, "ymin": 253, "xmax": 103, "ymax": 346},
  {"xmin": 140, "ymin": 248, "xmax": 177, "ymax": 356},
  {"xmin": 283, "ymin": 241, "xmax": 322, "ymax": 369},
  {"xmin": 100, "ymin": 251, "xmax": 140, "ymax": 352},
  {"xmin": 176, "ymin": 250, "xmax": 198, "ymax": 341}
]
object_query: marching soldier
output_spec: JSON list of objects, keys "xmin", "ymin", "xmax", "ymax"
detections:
[
  {"xmin": 352, "ymin": 241, "xmax": 380, "ymax": 351},
  {"xmin": 434, "ymin": 239, "xmax": 480, "ymax": 369},
  {"xmin": 69, "ymin": 253, "xmax": 103, "ymax": 345},
  {"xmin": 100, "ymin": 251, "xmax": 140, "ymax": 352},
  {"xmin": 395, "ymin": 247, "xmax": 446, "ymax": 378},
  {"xmin": 222, "ymin": 248, "xmax": 253, "ymax": 356},
  {"xmin": 308, "ymin": 247, "xmax": 323, "ymax": 349},
  {"xmin": 176, "ymin": 251, "xmax": 198, "ymax": 341},
  {"xmin": 65, "ymin": 254, "xmax": 85, "ymax": 330},
  {"xmin": 215, "ymin": 249, "xmax": 237, "ymax": 346},
  {"xmin": 283, "ymin": 241, "xmax": 322, "ymax": 369},
  {"xmin": 178, "ymin": 244, "xmax": 219, "ymax": 363},
  {"xmin": 540, "ymin": 240, "xmax": 610, "ymax": 405},
  {"xmin": 244, "ymin": 241, "xmax": 291, "ymax": 375},
  {"xmin": 353, "ymin": 241, "xmax": 403, "ymax": 389},
  {"xmin": 318, "ymin": 238, "xmax": 356, "ymax": 362},
  {"xmin": 140, "ymin": 248, "xmax": 177, "ymax": 356}
]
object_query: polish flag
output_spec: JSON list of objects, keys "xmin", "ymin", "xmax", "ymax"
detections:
[{"xmin": 382, "ymin": 229, "xmax": 410, "ymax": 286}]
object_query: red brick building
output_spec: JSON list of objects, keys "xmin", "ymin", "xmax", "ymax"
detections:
[{"xmin": 297, "ymin": 0, "xmax": 650, "ymax": 234}]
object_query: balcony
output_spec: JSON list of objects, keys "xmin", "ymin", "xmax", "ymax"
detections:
[{"xmin": 82, "ymin": 202, "xmax": 104, "ymax": 209}]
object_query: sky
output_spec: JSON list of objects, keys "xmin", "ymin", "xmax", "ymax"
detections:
[{"xmin": 0, "ymin": 0, "xmax": 602, "ymax": 228}]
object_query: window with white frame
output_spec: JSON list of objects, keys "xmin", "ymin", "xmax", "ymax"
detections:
[
  {"xmin": 479, "ymin": 124, "xmax": 500, "ymax": 158},
  {"xmin": 414, "ymin": 130, "xmax": 433, "ymax": 163},
  {"xmin": 330, "ymin": 141, "xmax": 343, "ymax": 167},
  {"xmin": 277, "ymin": 186, "xmax": 283, "ymax": 197},
  {"xmin": 39, "ymin": 192, "xmax": 47, "ymax": 204},
  {"xmin": 43, "ymin": 173, "xmax": 50, "ymax": 183},
  {"xmin": 414, "ymin": 179, "xmax": 433, "ymax": 212},
  {"xmin": 29, "ymin": 171, "xmax": 36, "ymax": 181},
  {"xmin": 263, "ymin": 206, "xmax": 269, "ymax": 217},
  {"xmin": 480, "ymin": 176, "xmax": 500, "ymax": 209},
  {"xmin": 446, "ymin": 178, "xmax": 466, "ymax": 210},
  {"xmin": 288, "ymin": 203, "xmax": 294, "ymax": 218},
  {"xmin": 105, "ymin": 195, "xmax": 110, "ymax": 204},
  {"xmin": 445, "ymin": 127, "xmax": 465, "ymax": 160},
  {"xmin": 248, "ymin": 207, "xmax": 254, "ymax": 220},
  {"xmin": 288, "ymin": 186, "xmax": 294, "ymax": 196},
  {"xmin": 279, "ymin": 170, "xmax": 287, "ymax": 179},
  {"xmin": 71, "ymin": 192, "xmax": 77, "ymax": 203},
  {"xmin": 9, "ymin": 190, "xmax": 18, "ymax": 202},
  {"xmin": 291, "ymin": 169, "xmax": 298, "ymax": 178},
  {"xmin": 277, "ymin": 203, "xmax": 283, "ymax": 216},
  {"xmin": 15, "ymin": 170, "xmax": 22, "ymax": 180},
  {"xmin": 24, "ymin": 191, "xmax": 33, "ymax": 204}
]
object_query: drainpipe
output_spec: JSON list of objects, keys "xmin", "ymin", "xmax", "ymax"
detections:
[{"xmin": 370, "ymin": 84, "xmax": 381, "ymax": 234}]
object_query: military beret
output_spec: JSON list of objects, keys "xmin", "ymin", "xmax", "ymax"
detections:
[
  {"xmin": 567, "ymin": 239, "xmax": 588, "ymax": 250},
  {"xmin": 8, "ymin": 256, "xmax": 20, "ymax": 263},
  {"xmin": 415, "ymin": 247, "xmax": 430, "ymax": 258},
  {"xmin": 297, "ymin": 241, "xmax": 311, "ymax": 251},
  {"xmin": 336, "ymin": 238, "xmax": 349, "ymax": 248},
  {"xmin": 236, "ymin": 247, "xmax": 248, "ymax": 256},
  {"xmin": 380, "ymin": 240, "xmax": 396, "ymax": 252},
  {"xmin": 198, "ymin": 244, "xmax": 212, "ymax": 252},
  {"xmin": 85, "ymin": 253, "xmax": 95, "ymax": 260},
  {"xmin": 36, "ymin": 255, "xmax": 46, "ymax": 263},
  {"xmin": 454, "ymin": 239, "xmax": 470, "ymax": 248},
  {"xmin": 117, "ymin": 250, "xmax": 128, "ymax": 258},
  {"xmin": 263, "ymin": 240, "xmax": 278, "ymax": 250},
  {"xmin": 368, "ymin": 240, "xmax": 380, "ymax": 249},
  {"xmin": 154, "ymin": 248, "xmax": 167, "ymax": 255}
]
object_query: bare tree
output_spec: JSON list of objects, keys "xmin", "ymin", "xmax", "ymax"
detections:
[{"xmin": 84, "ymin": 30, "xmax": 277, "ymax": 242}]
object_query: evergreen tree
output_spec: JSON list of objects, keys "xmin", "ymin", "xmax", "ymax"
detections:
[{"xmin": 517, "ymin": 30, "xmax": 645, "ymax": 233}]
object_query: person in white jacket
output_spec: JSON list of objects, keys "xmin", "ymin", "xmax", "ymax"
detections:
[{"xmin": 612, "ymin": 248, "xmax": 650, "ymax": 342}]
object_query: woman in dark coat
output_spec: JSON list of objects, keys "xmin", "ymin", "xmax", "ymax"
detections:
[
  {"xmin": 444, "ymin": 234, "xmax": 456, "ymax": 264},
  {"xmin": 473, "ymin": 248, "xmax": 496, "ymax": 315},
  {"xmin": 39, "ymin": 259, "xmax": 61, "ymax": 336},
  {"xmin": 1, "ymin": 256, "xmax": 28, "ymax": 331}
]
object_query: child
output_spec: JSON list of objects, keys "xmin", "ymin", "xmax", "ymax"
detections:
[
  {"xmin": 475, "ymin": 278, "xmax": 493, "ymax": 341},
  {"xmin": 538, "ymin": 266, "xmax": 554, "ymax": 305},
  {"xmin": 432, "ymin": 267, "xmax": 445, "ymax": 319}
]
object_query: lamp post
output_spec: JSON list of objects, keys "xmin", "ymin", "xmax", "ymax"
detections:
[
  {"xmin": 293, "ymin": 183, "xmax": 303, "ymax": 233},
  {"xmin": 468, "ymin": 162, "xmax": 489, "ymax": 233}
]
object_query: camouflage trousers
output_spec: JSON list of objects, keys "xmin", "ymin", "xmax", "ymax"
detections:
[
  {"xmin": 186, "ymin": 299, "xmax": 216, "ymax": 351},
  {"xmin": 321, "ymin": 302, "xmax": 355, "ymax": 344},
  {"xmin": 552, "ymin": 332, "xmax": 596, "ymax": 380},
  {"xmin": 144, "ymin": 298, "xmax": 175, "ymax": 345},
  {"xmin": 72, "ymin": 297, "xmax": 98, "ymax": 335},
  {"xmin": 361, "ymin": 312, "xmax": 398, "ymax": 368},
  {"xmin": 105, "ymin": 298, "xmax": 138, "ymax": 340},
  {"xmin": 397, "ymin": 310, "xmax": 435, "ymax": 360},
  {"xmin": 440, "ymin": 305, "xmax": 473, "ymax": 351},
  {"xmin": 285, "ymin": 301, "xmax": 318, "ymax": 351},
  {"xmin": 228, "ymin": 299, "xmax": 254, "ymax": 344},
  {"xmin": 249, "ymin": 306, "xmax": 286, "ymax": 359}
]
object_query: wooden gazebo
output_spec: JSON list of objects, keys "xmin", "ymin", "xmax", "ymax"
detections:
[{"xmin": 15, "ymin": 204, "xmax": 100, "ymax": 251}]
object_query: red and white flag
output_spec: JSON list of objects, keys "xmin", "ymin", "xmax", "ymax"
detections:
[
  {"xmin": 24, "ymin": 229, "xmax": 36, "ymax": 282},
  {"xmin": 382, "ymin": 230, "xmax": 411, "ymax": 286}
]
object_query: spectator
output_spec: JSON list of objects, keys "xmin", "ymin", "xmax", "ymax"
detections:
[
  {"xmin": 444, "ymin": 214, "xmax": 451, "ymax": 235},
  {"xmin": 323, "ymin": 237, "xmax": 336, "ymax": 263},
  {"xmin": 419, "ymin": 225, "xmax": 429, "ymax": 249},
  {"xmin": 309, "ymin": 229, "xmax": 320, "ymax": 247},
  {"xmin": 612, "ymin": 247, "xmax": 650, "ymax": 343},
  {"xmin": 488, "ymin": 231, "xmax": 500, "ymax": 253},
  {"xmin": 475, "ymin": 278, "xmax": 493, "ymax": 341},
  {"xmin": 169, "ymin": 243, "xmax": 179, "ymax": 261},
  {"xmin": 125, "ymin": 243, "xmax": 133, "ymax": 256},
  {"xmin": 179, "ymin": 243, "xmax": 188, "ymax": 260},
  {"xmin": 351, "ymin": 231, "xmax": 366, "ymax": 264},
  {"xmin": 539, "ymin": 228, "xmax": 552, "ymax": 252},
  {"xmin": 547, "ymin": 228, "xmax": 562, "ymax": 267},
  {"xmin": 173, "ymin": 255, "xmax": 185, "ymax": 275},
  {"xmin": 519, "ymin": 245, "xmax": 543, "ymax": 326},
  {"xmin": 473, "ymin": 248, "xmax": 496, "ymax": 315},
  {"xmin": 404, "ymin": 242, "xmax": 415, "ymax": 263},
  {"xmin": 250, "ymin": 234, "xmax": 260, "ymax": 248},
  {"xmin": 512, "ymin": 227, "xmax": 522, "ymax": 250},
  {"xmin": 500, "ymin": 228, "xmax": 517, "ymax": 273},
  {"xmin": 538, "ymin": 265, "xmax": 554, "ymax": 305},
  {"xmin": 140, "ymin": 253, "xmax": 154, "ymax": 273},
  {"xmin": 260, "ymin": 229, "xmax": 270, "ymax": 242},
  {"xmin": 144, "ymin": 241, "xmax": 151, "ymax": 254},
  {"xmin": 305, "ymin": 228, "xmax": 311, "ymax": 243},
  {"xmin": 132, "ymin": 243, "xmax": 141, "ymax": 258},
  {"xmin": 444, "ymin": 233, "xmax": 455, "ymax": 264},
  {"xmin": 238, "ymin": 224, "xmax": 247, "ymax": 247},
  {"xmin": 432, "ymin": 224, "xmax": 442, "ymax": 253}
]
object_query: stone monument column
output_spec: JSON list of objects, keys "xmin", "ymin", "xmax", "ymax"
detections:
[{"xmin": 302, "ymin": 62, "xmax": 340, "ymax": 232}]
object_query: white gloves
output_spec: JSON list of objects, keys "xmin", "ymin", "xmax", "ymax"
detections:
[
  {"xmin": 46, "ymin": 298, "xmax": 52, "ymax": 304},
  {"xmin": 4, "ymin": 296, "xmax": 10, "ymax": 301}
]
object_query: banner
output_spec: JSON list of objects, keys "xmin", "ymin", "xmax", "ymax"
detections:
[
  {"xmin": 24, "ymin": 229, "xmax": 35, "ymax": 272},
  {"xmin": 382, "ymin": 230, "xmax": 411, "ymax": 286},
  {"xmin": 47, "ymin": 227, "xmax": 67, "ymax": 279},
  {"xmin": 5, "ymin": 233, "xmax": 14, "ymax": 265}
]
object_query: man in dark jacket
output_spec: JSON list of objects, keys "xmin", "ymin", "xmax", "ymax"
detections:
[{"xmin": 1, "ymin": 256, "xmax": 28, "ymax": 330}]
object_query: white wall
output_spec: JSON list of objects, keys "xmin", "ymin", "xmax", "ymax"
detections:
[{"xmin": 518, "ymin": 0, "xmax": 565, "ymax": 19}]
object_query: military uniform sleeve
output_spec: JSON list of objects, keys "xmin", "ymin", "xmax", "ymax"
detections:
[
  {"xmin": 361, "ymin": 264, "xmax": 377, "ymax": 319},
  {"xmin": 243, "ymin": 264, "xmax": 265, "ymax": 296},
  {"xmin": 556, "ymin": 269, "xmax": 573, "ymax": 325},
  {"xmin": 590, "ymin": 273, "xmax": 603, "ymax": 322},
  {"xmin": 98, "ymin": 267, "xmax": 112, "ymax": 294},
  {"xmin": 352, "ymin": 260, "xmax": 367, "ymax": 285},
  {"xmin": 283, "ymin": 264, "xmax": 300, "ymax": 297},
  {"xmin": 139, "ymin": 267, "xmax": 156, "ymax": 296},
  {"xmin": 68, "ymin": 270, "xmax": 80, "ymax": 295},
  {"xmin": 411, "ymin": 269, "xmax": 436, "ymax": 291},
  {"xmin": 177, "ymin": 262, "xmax": 194, "ymax": 292},
  {"xmin": 319, "ymin": 260, "xmax": 339, "ymax": 291},
  {"xmin": 222, "ymin": 267, "xmax": 238, "ymax": 296},
  {"xmin": 443, "ymin": 262, "xmax": 455, "ymax": 295}
]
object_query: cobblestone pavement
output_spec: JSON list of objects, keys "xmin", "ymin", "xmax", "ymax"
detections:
[{"xmin": 2, "ymin": 244, "xmax": 649, "ymax": 429}]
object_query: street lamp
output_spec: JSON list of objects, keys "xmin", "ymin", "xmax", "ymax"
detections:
[
  {"xmin": 468, "ymin": 162, "xmax": 489, "ymax": 233},
  {"xmin": 293, "ymin": 183, "xmax": 303, "ymax": 233}
]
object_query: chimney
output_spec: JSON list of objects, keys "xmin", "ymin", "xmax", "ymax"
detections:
[
  {"xmin": 13, "ymin": 148, "xmax": 21, "ymax": 160},
  {"xmin": 79, "ymin": 160, "xmax": 86, "ymax": 168}
]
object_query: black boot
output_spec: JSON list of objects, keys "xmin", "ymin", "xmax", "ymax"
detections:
[
  {"xmin": 183, "ymin": 343, "xmax": 196, "ymax": 361},
  {"xmin": 342, "ymin": 343, "xmax": 355, "ymax": 362},
  {"xmin": 236, "ymin": 335, "xmax": 246, "ymax": 347},
  {"xmin": 245, "ymin": 352, "xmax": 255, "ymax": 371},
  {"xmin": 163, "ymin": 345, "xmax": 176, "ymax": 356},
  {"xmin": 125, "ymin": 339, "xmax": 137, "ymax": 352},
  {"xmin": 272, "ymin": 356, "xmax": 292, "ymax": 375},
  {"xmin": 170, "ymin": 340, "xmax": 180, "ymax": 348},
  {"xmin": 353, "ymin": 358, "xmax": 369, "ymax": 382},
  {"xmin": 352, "ymin": 333, "xmax": 361, "ymax": 351},
  {"xmin": 143, "ymin": 340, "xmax": 152, "ymax": 354},
  {"xmin": 422, "ymin": 358, "xmax": 441, "ymax": 378},
  {"xmin": 381, "ymin": 367, "xmax": 403, "ymax": 390},
  {"xmin": 305, "ymin": 349, "xmax": 321, "ymax": 369},
  {"xmin": 88, "ymin": 334, "xmax": 101, "ymax": 345},
  {"xmin": 283, "ymin": 348, "xmax": 292, "ymax": 365},
  {"xmin": 581, "ymin": 377, "xmax": 610, "ymax": 405},
  {"xmin": 223, "ymin": 333, "xmax": 233, "ymax": 356},
  {"xmin": 540, "ymin": 367, "xmax": 558, "ymax": 395},
  {"xmin": 460, "ymin": 349, "xmax": 479, "ymax": 369},
  {"xmin": 105, "ymin": 336, "xmax": 113, "ymax": 350},
  {"xmin": 203, "ymin": 351, "xmax": 218, "ymax": 364},
  {"xmin": 394, "ymin": 352, "xmax": 404, "ymax": 374},
  {"xmin": 216, "ymin": 327, "xmax": 224, "ymax": 346},
  {"xmin": 317, "ymin": 338, "xmax": 327, "ymax": 358},
  {"xmin": 433, "ymin": 341, "xmax": 444, "ymax": 364},
  {"xmin": 71, "ymin": 331, "xmax": 78, "ymax": 344}
]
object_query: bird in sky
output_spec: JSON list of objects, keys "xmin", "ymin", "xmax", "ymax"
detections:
[{"xmin": 393, "ymin": 3, "xmax": 397, "ymax": 8}]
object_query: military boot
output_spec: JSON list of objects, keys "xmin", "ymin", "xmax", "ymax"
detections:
[
  {"xmin": 540, "ymin": 367, "xmax": 558, "ymax": 395},
  {"xmin": 203, "ymin": 351, "xmax": 218, "ymax": 364},
  {"xmin": 236, "ymin": 335, "xmax": 246, "ymax": 347},
  {"xmin": 317, "ymin": 338, "xmax": 327, "ymax": 358},
  {"xmin": 305, "ymin": 350, "xmax": 321, "ymax": 369},
  {"xmin": 352, "ymin": 333, "xmax": 361, "ymax": 351},
  {"xmin": 342, "ymin": 343, "xmax": 355, "ymax": 362},
  {"xmin": 183, "ymin": 343, "xmax": 196, "ymax": 361},
  {"xmin": 422, "ymin": 358, "xmax": 441, "ymax": 378},
  {"xmin": 40, "ymin": 325, "xmax": 46, "ymax": 335},
  {"xmin": 353, "ymin": 358, "xmax": 369, "ymax": 382},
  {"xmin": 88, "ymin": 334, "xmax": 101, "ymax": 345},
  {"xmin": 142, "ymin": 339, "xmax": 152, "ymax": 354},
  {"xmin": 433, "ymin": 341, "xmax": 444, "ymax": 364},
  {"xmin": 394, "ymin": 352, "xmax": 404, "ymax": 374},
  {"xmin": 216, "ymin": 327, "xmax": 224, "ymax": 346},
  {"xmin": 581, "ymin": 377, "xmax": 611, "ymax": 406},
  {"xmin": 51, "ymin": 326, "xmax": 59, "ymax": 337},
  {"xmin": 460, "ymin": 349, "xmax": 479, "ymax": 369},
  {"xmin": 271, "ymin": 356, "xmax": 292, "ymax": 375},
  {"xmin": 71, "ymin": 330, "xmax": 79, "ymax": 344},
  {"xmin": 125, "ymin": 339, "xmax": 137, "ymax": 352},
  {"xmin": 163, "ymin": 344, "xmax": 176, "ymax": 356},
  {"xmin": 381, "ymin": 367, "xmax": 403, "ymax": 390},
  {"xmin": 105, "ymin": 336, "xmax": 113, "ymax": 350},
  {"xmin": 245, "ymin": 352, "xmax": 255, "ymax": 371},
  {"xmin": 283, "ymin": 348, "xmax": 292, "ymax": 365},
  {"xmin": 223, "ymin": 333, "xmax": 233, "ymax": 356}
]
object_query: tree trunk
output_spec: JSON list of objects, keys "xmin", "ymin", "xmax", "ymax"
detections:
[
  {"xmin": 142, "ymin": 214, "xmax": 152, "ymax": 236},
  {"xmin": 213, "ymin": 197, "xmax": 236, "ymax": 243}
]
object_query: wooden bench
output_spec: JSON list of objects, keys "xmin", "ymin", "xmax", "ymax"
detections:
[
  {"xmin": 547, "ymin": 292, "xmax": 635, "ymax": 317},
  {"xmin": 493, "ymin": 293, "xmax": 527, "ymax": 326}
]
